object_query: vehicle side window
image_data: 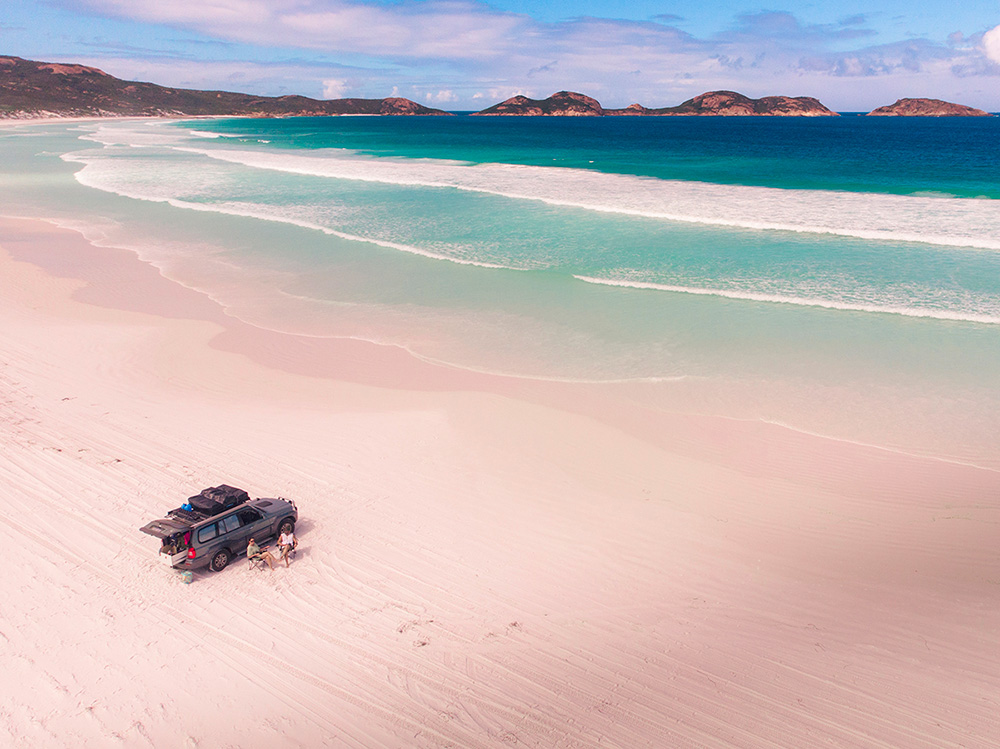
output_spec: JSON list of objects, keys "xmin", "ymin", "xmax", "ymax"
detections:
[
  {"xmin": 220, "ymin": 514, "xmax": 241, "ymax": 534},
  {"xmin": 238, "ymin": 509, "xmax": 262, "ymax": 525},
  {"xmin": 197, "ymin": 523, "xmax": 218, "ymax": 543}
]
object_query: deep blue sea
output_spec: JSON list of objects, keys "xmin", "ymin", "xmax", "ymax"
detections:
[
  {"xmin": 2, "ymin": 115, "xmax": 999, "ymax": 464},
  {"xmin": 189, "ymin": 114, "xmax": 1000, "ymax": 197}
]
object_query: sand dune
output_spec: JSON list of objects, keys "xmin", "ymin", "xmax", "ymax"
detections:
[{"xmin": 1, "ymin": 216, "xmax": 999, "ymax": 747}]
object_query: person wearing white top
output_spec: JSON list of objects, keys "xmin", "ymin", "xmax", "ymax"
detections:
[{"xmin": 278, "ymin": 530, "xmax": 297, "ymax": 566}]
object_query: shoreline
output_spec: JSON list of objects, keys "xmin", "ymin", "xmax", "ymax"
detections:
[
  {"xmin": 10, "ymin": 215, "xmax": 995, "ymax": 490},
  {"xmin": 2, "ymin": 215, "xmax": 999, "ymax": 746}
]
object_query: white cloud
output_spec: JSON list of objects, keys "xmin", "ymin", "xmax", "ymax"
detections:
[
  {"xmin": 983, "ymin": 24, "xmax": 1000, "ymax": 64},
  {"xmin": 487, "ymin": 88, "xmax": 533, "ymax": 101},
  {"xmin": 72, "ymin": 0, "xmax": 526, "ymax": 59},
  {"xmin": 60, "ymin": 2, "xmax": 1000, "ymax": 110},
  {"xmin": 423, "ymin": 89, "xmax": 457, "ymax": 104},
  {"xmin": 322, "ymin": 78, "xmax": 348, "ymax": 99}
]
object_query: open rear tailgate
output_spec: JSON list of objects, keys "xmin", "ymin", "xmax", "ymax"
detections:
[{"xmin": 139, "ymin": 517, "xmax": 191, "ymax": 537}]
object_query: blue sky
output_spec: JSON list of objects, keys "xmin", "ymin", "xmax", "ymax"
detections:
[{"xmin": 3, "ymin": 0, "xmax": 999, "ymax": 110}]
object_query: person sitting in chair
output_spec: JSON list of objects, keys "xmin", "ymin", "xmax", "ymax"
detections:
[
  {"xmin": 278, "ymin": 529, "xmax": 297, "ymax": 567},
  {"xmin": 247, "ymin": 537, "xmax": 275, "ymax": 570}
]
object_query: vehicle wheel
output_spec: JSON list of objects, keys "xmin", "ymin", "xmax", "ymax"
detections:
[
  {"xmin": 209, "ymin": 548, "xmax": 231, "ymax": 572},
  {"xmin": 279, "ymin": 518, "xmax": 295, "ymax": 535}
]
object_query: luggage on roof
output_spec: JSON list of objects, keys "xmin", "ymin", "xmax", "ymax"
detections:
[
  {"xmin": 187, "ymin": 484, "xmax": 250, "ymax": 514},
  {"xmin": 140, "ymin": 485, "xmax": 252, "ymax": 538}
]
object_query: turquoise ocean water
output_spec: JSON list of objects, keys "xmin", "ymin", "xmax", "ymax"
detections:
[{"xmin": 2, "ymin": 116, "xmax": 999, "ymax": 465}]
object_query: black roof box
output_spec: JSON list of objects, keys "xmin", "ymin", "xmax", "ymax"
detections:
[{"xmin": 187, "ymin": 484, "xmax": 250, "ymax": 514}]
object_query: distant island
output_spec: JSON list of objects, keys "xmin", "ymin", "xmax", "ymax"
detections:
[
  {"xmin": 614, "ymin": 91, "xmax": 839, "ymax": 117},
  {"xmin": 473, "ymin": 90, "xmax": 838, "ymax": 117},
  {"xmin": 866, "ymin": 98, "xmax": 992, "ymax": 117},
  {"xmin": 0, "ymin": 55, "xmax": 449, "ymax": 118},
  {"xmin": 0, "ymin": 55, "xmax": 994, "ymax": 120}
]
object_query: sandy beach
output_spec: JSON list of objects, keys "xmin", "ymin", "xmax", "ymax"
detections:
[{"xmin": 2, "ymin": 214, "xmax": 1000, "ymax": 747}]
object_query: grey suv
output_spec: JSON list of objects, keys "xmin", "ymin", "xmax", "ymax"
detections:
[{"xmin": 141, "ymin": 492, "xmax": 298, "ymax": 572}]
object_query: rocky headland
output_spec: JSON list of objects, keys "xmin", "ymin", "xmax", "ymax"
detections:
[
  {"xmin": 638, "ymin": 90, "xmax": 838, "ymax": 117},
  {"xmin": 866, "ymin": 98, "xmax": 992, "ymax": 116},
  {"xmin": 0, "ymin": 56, "xmax": 449, "ymax": 119},
  {"xmin": 472, "ymin": 91, "xmax": 605, "ymax": 116},
  {"xmin": 475, "ymin": 89, "xmax": 838, "ymax": 117}
]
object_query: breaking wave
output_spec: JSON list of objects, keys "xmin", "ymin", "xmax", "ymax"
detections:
[
  {"xmin": 78, "ymin": 120, "xmax": 1000, "ymax": 252},
  {"xmin": 172, "ymin": 144, "xmax": 1000, "ymax": 252},
  {"xmin": 573, "ymin": 276, "xmax": 1000, "ymax": 325}
]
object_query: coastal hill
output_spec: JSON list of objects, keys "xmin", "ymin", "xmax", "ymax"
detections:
[
  {"xmin": 0, "ymin": 55, "xmax": 449, "ymax": 118},
  {"xmin": 867, "ymin": 98, "xmax": 991, "ymax": 116},
  {"xmin": 638, "ymin": 90, "xmax": 838, "ymax": 117},
  {"xmin": 475, "ymin": 90, "xmax": 839, "ymax": 117},
  {"xmin": 473, "ymin": 91, "xmax": 605, "ymax": 116}
]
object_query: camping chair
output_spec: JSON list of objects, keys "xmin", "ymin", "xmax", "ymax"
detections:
[
  {"xmin": 279, "ymin": 538, "xmax": 297, "ymax": 562},
  {"xmin": 248, "ymin": 546, "xmax": 275, "ymax": 571}
]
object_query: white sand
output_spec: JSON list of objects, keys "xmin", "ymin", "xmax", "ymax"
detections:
[{"xmin": 1, "ymin": 216, "xmax": 999, "ymax": 748}]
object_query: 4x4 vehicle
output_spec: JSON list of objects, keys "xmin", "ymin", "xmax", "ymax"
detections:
[{"xmin": 140, "ymin": 485, "xmax": 298, "ymax": 572}]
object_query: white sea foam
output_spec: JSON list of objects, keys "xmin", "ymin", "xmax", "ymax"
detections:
[
  {"xmin": 756, "ymin": 418, "xmax": 1000, "ymax": 473},
  {"xmin": 59, "ymin": 121, "xmax": 1000, "ymax": 324},
  {"xmin": 60, "ymin": 122, "xmax": 1000, "ymax": 320},
  {"xmin": 167, "ymin": 141, "xmax": 1000, "ymax": 252},
  {"xmin": 573, "ymin": 275, "xmax": 1000, "ymax": 325},
  {"xmin": 19, "ymin": 121, "xmax": 1000, "ymax": 464},
  {"xmin": 77, "ymin": 122, "xmax": 190, "ymax": 148},
  {"xmin": 189, "ymin": 129, "xmax": 261, "ymax": 141},
  {"xmin": 27, "ymin": 211, "xmax": 683, "ymax": 386},
  {"xmin": 66, "ymin": 120, "xmax": 1000, "ymax": 255},
  {"xmin": 62, "ymin": 150, "xmax": 509, "ymax": 270},
  {"xmin": 402, "ymin": 348, "xmax": 689, "ymax": 385}
]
